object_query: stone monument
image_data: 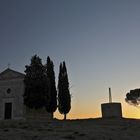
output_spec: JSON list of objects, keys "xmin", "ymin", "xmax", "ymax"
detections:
[{"xmin": 101, "ymin": 88, "xmax": 122, "ymax": 118}]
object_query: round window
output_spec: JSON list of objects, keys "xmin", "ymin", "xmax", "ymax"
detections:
[{"xmin": 7, "ymin": 88, "xmax": 11, "ymax": 94}]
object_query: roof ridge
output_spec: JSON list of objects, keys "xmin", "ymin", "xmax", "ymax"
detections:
[
  {"xmin": 0, "ymin": 68, "xmax": 25, "ymax": 80},
  {"xmin": 0, "ymin": 68, "xmax": 25, "ymax": 76}
]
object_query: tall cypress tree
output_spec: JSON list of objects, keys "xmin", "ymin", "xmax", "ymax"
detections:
[
  {"xmin": 58, "ymin": 61, "xmax": 71, "ymax": 120},
  {"xmin": 24, "ymin": 55, "xmax": 48, "ymax": 109},
  {"xmin": 45, "ymin": 56, "xmax": 57, "ymax": 119}
]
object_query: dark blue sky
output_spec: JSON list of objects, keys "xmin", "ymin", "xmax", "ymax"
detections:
[{"xmin": 1, "ymin": 0, "xmax": 140, "ymax": 118}]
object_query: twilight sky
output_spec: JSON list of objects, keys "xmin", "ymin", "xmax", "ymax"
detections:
[{"xmin": 1, "ymin": 0, "xmax": 140, "ymax": 119}]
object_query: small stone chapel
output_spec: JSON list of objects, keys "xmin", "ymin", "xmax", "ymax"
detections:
[
  {"xmin": 0, "ymin": 68, "xmax": 25, "ymax": 120},
  {"xmin": 0, "ymin": 68, "xmax": 51, "ymax": 120}
]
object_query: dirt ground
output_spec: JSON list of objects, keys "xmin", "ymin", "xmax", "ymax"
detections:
[{"xmin": 0, "ymin": 118, "xmax": 140, "ymax": 140}]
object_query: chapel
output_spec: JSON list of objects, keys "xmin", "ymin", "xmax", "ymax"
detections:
[{"xmin": 0, "ymin": 68, "xmax": 25, "ymax": 120}]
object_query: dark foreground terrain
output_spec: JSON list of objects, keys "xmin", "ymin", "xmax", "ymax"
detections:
[{"xmin": 0, "ymin": 118, "xmax": 140, "ymax": 140}]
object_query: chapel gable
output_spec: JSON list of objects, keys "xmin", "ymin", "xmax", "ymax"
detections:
[{"xmin": 0, "ymin": 68, "xmax": 25, "ymax": 80}]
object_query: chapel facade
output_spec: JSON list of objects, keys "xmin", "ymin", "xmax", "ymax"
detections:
[{"xmin": 0, "ymin": 68, "xmax": 25, "ymax": 120}]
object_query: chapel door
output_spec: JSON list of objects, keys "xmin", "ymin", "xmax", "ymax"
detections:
[{"xmin": 4, "ymin": 103, "xmax": 12, "ymax": 119}]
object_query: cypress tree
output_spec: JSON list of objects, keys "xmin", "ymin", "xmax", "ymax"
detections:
[
  {"xmin": 58, "ymin": 61, "xmax": 71, "ymax": 120},
  {"xmin": 24, "ymin": 55, "xmax": 48, "ymax": 109},
  {"xmin": 45, "ymin": 56, "xmax": 57, "ymax": 119}
]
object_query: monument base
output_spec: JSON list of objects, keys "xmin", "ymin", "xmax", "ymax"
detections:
[{"xmin": 101, "ymin": 103, "xmax": 122, "ymax": 118}]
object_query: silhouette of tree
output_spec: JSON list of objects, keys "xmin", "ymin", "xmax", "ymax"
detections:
[
  {"xmin": 24, "ymin": 55, "xmax": 48, "ymax": 109},
  {"xmin": 45, "ymin": 56, "xmax": 57, "ymax": 119},
  {"xmin": 58, "ymin": 61, "xmax": 71, "ymax": 120},
  {"xmin": 125, "ymin": 88, "xmax": 140, "ymax": 107}
]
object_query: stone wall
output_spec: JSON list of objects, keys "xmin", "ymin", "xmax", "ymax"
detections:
[{"xmin": 25, "ymin": 107, "xmax": 52, "ymax": 120}]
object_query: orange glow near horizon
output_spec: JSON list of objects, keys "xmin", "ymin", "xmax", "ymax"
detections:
[
  {"xmin": 54, "ymin": 101, "xmax": 140, "ymax": 120},
  {"xmin": 54, "ymin": 88, "xmax": 140, "ymax": 120},
  {"xmin": 55, "ymin": 109, "xmax": 140, "ymax": 120},
  {"xmin": 122, "ymin": 103, "xmax": 140, "ymax": 119}
]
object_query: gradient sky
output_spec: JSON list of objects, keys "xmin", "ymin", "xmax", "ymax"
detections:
[{"xmin": 1, "ymin": 0, "xmax": 140, "ymax": 119}]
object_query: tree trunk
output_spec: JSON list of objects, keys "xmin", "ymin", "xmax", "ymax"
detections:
[
  {"xmin": 64, "ymin": 113, "xmax": 67, "ymax": 120},
  {"xmin": 51, "ymin": 112, "xmax": 53, "ymax": 119}
]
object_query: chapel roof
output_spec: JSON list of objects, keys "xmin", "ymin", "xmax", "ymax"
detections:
[{"xmin": 0, "ymin": 68, "xmax": 25, "ymax": 80}]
